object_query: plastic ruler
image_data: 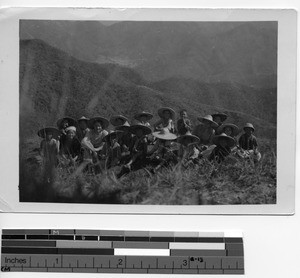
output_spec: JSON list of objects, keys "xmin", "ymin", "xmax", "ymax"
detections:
[{"xmin": 1, "ymin": 229, "xmax": 244, "ymax": 274}]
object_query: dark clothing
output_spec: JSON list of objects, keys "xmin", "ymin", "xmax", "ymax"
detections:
[
  {"xmin": 193, "ymin": 123, "xmax": 215, "ymax": 145},
  {"xmin": 177, "ymin": 118, "xmax": 192, "ymax": 136},
  {"xmin": 238, "ymin": 134, "xmax": 258, "ymax": 151},
  {"xmin": 209, "ymin": 145, "xmax": 231, "ymax": 163},
  {"xmin": 60, "ymin": 136, "xmax": 82, "ymax": 159}
]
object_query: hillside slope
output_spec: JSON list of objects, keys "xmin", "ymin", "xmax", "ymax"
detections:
[
  {"xmin": 20, "ymin": 20, "xmax": 277, "ymax": 87},
  {"xmin": 20, "ymin": 39, "xmax": 276, "ymax": 140}
]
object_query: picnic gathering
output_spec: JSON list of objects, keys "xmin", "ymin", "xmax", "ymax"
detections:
[{"xmin": 37, "ymin": 107, "xmax": 261, "ymax": 181}]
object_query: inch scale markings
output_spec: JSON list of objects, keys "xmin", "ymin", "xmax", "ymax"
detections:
[{"xmin": 1, "ymin": 229, "xmax": 244, "ymax": 274}]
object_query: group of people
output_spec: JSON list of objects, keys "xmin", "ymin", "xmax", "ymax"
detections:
[{"xmin": 37, "ymin": 107, "xmax": 261, "ymax": 179}]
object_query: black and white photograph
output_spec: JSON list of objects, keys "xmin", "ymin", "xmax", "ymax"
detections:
[
  {"xmin": 0, "ymin": 8, "xmax": 295, "ymax": 213},
  {"xmin": 19, "ymin": 18, "xmax": 278, "ymax": 205}
]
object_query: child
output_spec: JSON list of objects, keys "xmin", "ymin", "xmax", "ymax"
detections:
[
  {"xmin": 153, "ymin": 107, "xmax": 176, "ymax": 133},
  {"xmin": 209, "ymin": 133, "xmax": 235, "ymax": 163},
  {"xmin": 59, "ymin": 126, "xmax": 82, "ymax": 165},
  {"xmin": 37, "ymin": 127, "xmax": 60, "ymax": 183},
  {"xmin": 81, "ymin": 117, "xmax": 109, "ymax": 163},
  {"xmin": 134, "ymin": 111, "xmax": 153, "ymax": 128},
  {"xmin": 110, "ymin": 115, "xmax": 129, "ymax": 128},
  {"xmin": 192, "ymin": 115, "xmax": 218, "ymax": 146},
  {"xmin": 212, "ymin": 112, "xmax": 228, "ymax": 127},
  {"xmin": 177, "ymin": 109, "xmax": 192, "ymax": 136},
  {"xmin": 77, "ymin": 116, "xmax": 90, "ymax": 141},
  {"xmin": 238, "ymin": 123, "xmax": 261, "ymax": 161}
]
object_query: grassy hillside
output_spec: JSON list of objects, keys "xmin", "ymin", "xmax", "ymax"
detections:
[{"xmin": 20, "ymin": 39, "xmax": 276, "ymax": 141}]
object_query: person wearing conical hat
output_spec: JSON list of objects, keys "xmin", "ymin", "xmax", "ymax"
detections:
[
  {"xmin": 177, "ymin": 109, "xmax": 192, "ymax": 136},
  {"xmin": 116, "ymin": 122, "xmax": 134, "ymax": 156},
  {"xmin": 117, "ymin": 124, "xmax": 151, "ymax": 178},
  {"xmin": 212, "ymin": 112, "xmax": 228, "ymax": 127},
  {"xmin": 148, "ymin": 128, "xmax": 178, "ymax": 171},
  {"xmin": 81, "ymin": 117, "xmax": 109, "ymax": 163},
  {"xmin": 110, "ymin": 115, "xmax": 129, "ymax": 128},
  {"xmin": 37, "ymin": 127, "xmax": 60, "ymax": 183},
  {"xmin": 192, "ymin": 115, "xmax": 218, "ymax": 146},
  {"xmin": 153, "ymin": 107, "xmax": 176, "ymax": 133},
  {"xmin": 102, "ymin": 130, "xmax": 123, "ymax": 168},
  {"xmin": 209, "ymin": 133, "xmax": 235, "ymax": 163},
  {"xmin": 177, "ymin": 132, "xmax": 200, "ymax": 165},
  {"xmin": 134, "ymin": 111, "xmax": 153, "ymax": 128},
  {"xmin": 217, "ymin": 123, "xmax": 239, "ymax": 138},
  {"xmin": 238, "ymin": 123, "xmax": 261, "ymax": 162},
  {"xmin": 56, "ymin": 117, "xmax": 77, "ymax": 136},
  {"xmin": 59, "ymin": 126, "xmax": 82, "ymax": 166},
  {"xmin": 77, "ymin": 116, "xmax": 90, "ymax": 141}
]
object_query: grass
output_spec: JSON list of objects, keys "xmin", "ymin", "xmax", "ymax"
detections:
[{"xmin": 19, "ymin": 138, "xmax": 276, "ymax": 205}]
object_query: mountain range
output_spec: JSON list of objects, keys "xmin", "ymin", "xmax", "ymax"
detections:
[
  {"xmin": 20, "ymin": 20, "xmax": 277, "ymax": 87},
  {"xmin": 19, "ymin": 39, "xmax": 276, "ymax": 141}
]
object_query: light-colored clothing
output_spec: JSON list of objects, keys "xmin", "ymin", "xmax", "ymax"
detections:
[
  {"xmin": 154, "ymin": 118, "xmax": 175, "ymax": 133},
  {"xmin": 81, "ymin": 129, "xmax": 108, "ymax": 160}
]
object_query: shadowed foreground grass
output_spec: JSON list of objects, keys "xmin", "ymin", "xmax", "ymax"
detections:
[{"xmin": 19, "ymin": 139, "xmax": 276, "ymax": 205}]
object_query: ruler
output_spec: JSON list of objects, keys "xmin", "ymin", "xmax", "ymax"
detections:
[{"xmin": 1, "ymin": 229, "xmax": 244, "ymax": 274}]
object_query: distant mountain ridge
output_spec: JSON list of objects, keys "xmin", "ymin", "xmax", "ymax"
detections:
[
  {"xmin": 19, "ymin": 39, "xmax": 276, "ymax": 141},
  {"xmin": 20, "ymin": 20, "xmax": 277, "ymax": 87}
]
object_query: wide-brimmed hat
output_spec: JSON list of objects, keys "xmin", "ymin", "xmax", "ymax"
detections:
[
  {"xmin": 56, "ymin": 117, "xmax": 77, "ymax": 129},
  {"xmin": 177, "ymin": 132, "xmax": 200, "ymax": 146},
  {"xmin": 110, "ymin": 115, "xmax": 128, "ymax": 127},
  {"xmin": 88, "ymin": 116, "xmax": 109, "ymax": 129},
  {"xmin": 134, "ymin": 111, "xmax": 153, "ymax": 121},
  {"xmin": 158, "ymin": 107, "xmax": 175, "ymax": 120},
  {"xmin": 217, "ymin": 123, "xmax": 239, "ymax": 137},
  {"xmin": 152, "ymin": 128, "xmax": 177, "ymax": 140},
  {"xmin": 212, "ymin": 133, "xmax": 235, "ymax": 148},
  {"xmin": 102, "ymin": 130, "xmax": 124, "ymax": 142},
  {"xmin": 197, "ymin": 115, "xmax": 218, "ymax": 129},
  {"xmin": 78, "ymin": 116, "xmax": 89, "ymax": 122},
  {"xmin": 243, "ymin": 123, "xmax": 255, "ymax": 131},
  {"xmin": 115, "ymin": 121, "xmax": 130, "ymax": 132},
  {"xmin": 37, "ymin": 127, "xmax": 61, "ymax": 139},
  {"xmin": 212, "ymin": 112, "xmax": 228, "ymax": 122},
  {"xmin": 129, "ymin": 124, "xmax": 152, "ymax": 136}
]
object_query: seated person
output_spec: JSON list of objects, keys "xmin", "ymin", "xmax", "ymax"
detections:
[
  {"xmin": 116, "ymin": 122, "xmax": 134, "ymax": 156},
  {"xmin": 59, "ymin": 126, "xmax": 82, "ymax": 165},
  {"xmin": 110, "ymin": 115, "xmax": 129, "ymax": 128},
  {"xmin": 209, "ymin": 133, "xmax": 235, "ymax": 163},
  {"xmin": 56, "ymin": 117, "xmax": 77, "ymax": 137},
  {"xmin": 238, "ymin": 123, "xmax": 261, "ymax": 161},
  {"xmin": 81, "ymin": 117, "xmax": 109, "ymax": 163},
  {"xmin": 217, "ymin": 123, "xmax": 239, "ymax": 142},
  {"xmin": 77, "ymin": 116, "xmax": 90, "ymax": 141},
  {"xmin": 117, "ymin": 124, "xmax": 151, "ymax": 178},
  {"xmin": 177, "ymin": 109, "xmax": 192, "ymax": 136},
  {"xmin": 212, "ymin": 112, "xmax": 228, "ymax": 127},
  {"xmin": 134, "ymin": 111, "xmax": 153, "ymax": 128},
  {"xmin": 153, "ymin": 107, "xmax": 176, "ymax": 133},
  {"xmin": 177, "ymin": 132, "xmax": 200, "ymax": 166},
  {"xmin": 148, "ymin": 128, "xmax": 178, "ymax": 171},
  {"xmin": 102, "ymin": 130, "xmax": 123, "ymax": 168},
  {"xmin": 192, "ymin": 115, "xmax": 218, "ymax": 147}
]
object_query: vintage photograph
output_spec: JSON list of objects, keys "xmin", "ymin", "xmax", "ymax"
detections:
[{"xmin": 19, "ymin": 19, "xmax": 277, "ymax": 205}]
